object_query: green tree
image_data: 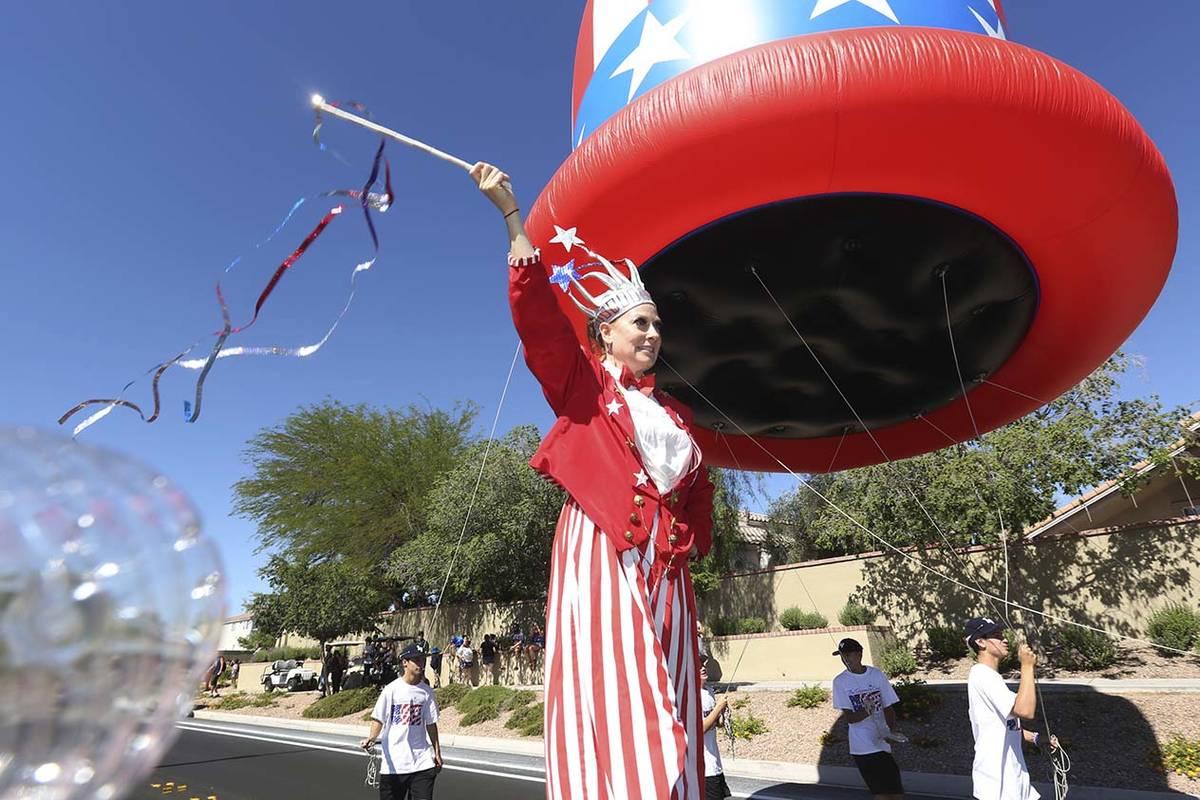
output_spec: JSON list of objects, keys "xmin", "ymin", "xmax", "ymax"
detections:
[
  {"xmin": 768, "ymin": 354, "xmax": 1196, "ymax": 556},
  {"xmin": 237, "ymin": 590, "xmax": 286, "ymax": 650},
  {"xmin": 248, "ymin": 555, "xmax": 389, "ymax": 647},
  {"xmin": 386, "ymin": 425, "xmax": 564, "ymax": 603},
  {"xmin": 690, "ymin": 467, "xmax": 750, "ymax": 594},
  {"xmin": 233, "ymin": 400, "xmax": 476, "ymax": 576}
]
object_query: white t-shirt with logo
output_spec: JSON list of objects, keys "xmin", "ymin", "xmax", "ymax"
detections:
[
  {"xmin": 457, "ymin": 645, "xmax": 475, "ymax": 665},
  {"xmin": 831, "ymin": 666, "xmax": 900, "ymax": 755},
  {"xmin": 372, "ymin": 678, "xmax": 439, "ymax": 775},
  {"xmin": 967, "ymin": 664, "xmax": 1039, "ymax": 800},
  {"xmin": 700, "ymin": 687, "xmax": 724, "ymax": 776}
]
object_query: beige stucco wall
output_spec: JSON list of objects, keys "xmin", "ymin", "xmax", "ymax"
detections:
[
  {"xmin": 700, "ymin": 520, "xmax": 1200, "ymax": 645},
  {"xmin": 223, "ymin": 521, "xmax": 1199, "ymax": 686},
  {"xmin": 706, "ymin": 626, "xmax": 890, "ymax": 682}
]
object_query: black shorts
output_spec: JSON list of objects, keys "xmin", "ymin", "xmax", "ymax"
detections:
[
  {"xmin": 705, "ymin": 773, "xmax": 731, "ymax": 800},
  {"xmin": 379, "ymin": 767, "xmax": 437, "ymax": 799},
  {"xmin": 852, "ymin": 751, "xmax": 903, "ymax": 794}
]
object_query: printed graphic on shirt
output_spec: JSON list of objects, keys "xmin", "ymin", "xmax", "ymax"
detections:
[
  {"xmin": 390, "ymin": 702, "xmax": 425, "ymax": 726},
  {"xmin": 1005, "ymin": 717, "xmax": 1023, "ymax": 732},
  {"xmin": 848, "ymin": 689, "xmax": 884, "ymax": 715}
]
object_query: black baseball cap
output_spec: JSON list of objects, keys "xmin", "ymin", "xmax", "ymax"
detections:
[
  {"xmin": 832, "ymin": 637, "xmax": 863, "ymax": 656},
  {"xmin": 399, "ymin": 643, "xmax": 427, "ymax": 662},
  {"xmin": 964, "ymin": 617, "xmax": 1005, "ymax": 646}
]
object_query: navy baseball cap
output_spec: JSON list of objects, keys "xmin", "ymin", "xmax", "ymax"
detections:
[
  {"xmin": 399, "ymin": 643, "xmax": 426, "ymax": 662},
  {"xmin": 964, "ymin": 617, "xmax": 1005, "ymax": 646},
  {"xmin": 832, "ymin": 637, "xmax": 863, "ymax": 656}
]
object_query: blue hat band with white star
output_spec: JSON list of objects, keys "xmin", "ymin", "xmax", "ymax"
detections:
[{"xmin": 574, "ymin": 0, "xmax": 1007, "ymax": 149}]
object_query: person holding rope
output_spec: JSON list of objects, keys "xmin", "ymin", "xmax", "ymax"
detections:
[
  {"xmin": 965, "ymin": 617, "xmax": 1057, "ymax": 800},
  {"xmin": 831, "ymin": 637, "xmax": 905, "ymax": 800},
  {"xmin": 473, "ymin": 162, "xmax": 716, "ymax": 800},
  {"xmin": 699, "ymin": 663, "xmax": 731, "ymax": 800},
  {"xmin": 361, "ymin": 643, "xmax": 443, "ymax": 800}
]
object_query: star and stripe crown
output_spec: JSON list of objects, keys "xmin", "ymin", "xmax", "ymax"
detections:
[{"xmin": 548, "ymin": 225, "xmax": 654, "ymax": 324}]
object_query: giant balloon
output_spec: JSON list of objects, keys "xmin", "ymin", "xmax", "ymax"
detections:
[
  {"xmin": 525, "ymin": 0, "xmax": 1178, "ymax": 472},
  {"xmin": 0, "ymin": 428, "xmax": 225, "ymax": 799}
]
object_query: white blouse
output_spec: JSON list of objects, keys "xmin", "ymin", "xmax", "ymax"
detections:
[{"xmin": 603, "ymin": 361, "xmax": 697, "ymax": 494}]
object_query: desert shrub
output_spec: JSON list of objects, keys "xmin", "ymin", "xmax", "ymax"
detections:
[
  {"xmin": 787, "ymin": 685, "xmax": 830, "ymax": 709},
  {"xmin": 878, "ymin": 640, "xmax": 918, "ymax": 678},
  {"xmin": 458, "ymin": 685, "xmax": 518, "ymax": 726},
  {"xmin": 1161, "ymin": 734, "xmax": 1200, "ymax": 780},
  {"xmin": 1147, "ymin": 604, "xmax": 1200, "ymax": 653},
  {"xmin": 506, "ymin": 702, "xmax": 544, "ymax": 736},
  {"xmin": 250, "ymin": 646, "xmax": 322, "ymax": 663},
  {"xmin": 502, "ymin": 689, "xmax": 537, "ymax": 711},
  {"xmin": 731, "ymin": 710, "xmax": 768, "ymax": 740},
  {"xmin": 302, "ymin": 686, "xmax": 379, "ymax": 719},
  {"xmin": 1053, "ymin": 625, "xmax": 1117, "ymax": 671},
  {"xmin": 736, "ymin": 617, "xmax": 768, "ymax": 635},
  {"xmin": 838, "ymin": 601, "xmax": 877, "ymax": 627},
  {"xmin": 926, "ymin": 626, "xmax": 968, "ymax": 661},
  {"xmin": 709, "ymin": 618, "xmax": 737, "ymax": 637},
  {"xmin": 213, "ymin": 692, "xmax": 277, "ymax": 711},
  {"xmin": 893, "ymin": 679, "xmax": 942, "ymax": 722},
  {"xmin": 434, "ymin": 683, "xmax": 471, "ymax": 708},
  {"xmin": 780, "ymin": 608, "xmax": 829, "ymax": 631}
]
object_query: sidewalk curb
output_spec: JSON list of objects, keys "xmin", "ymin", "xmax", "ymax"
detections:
[{"xmin": 189, "ymin": 711, "xmax": 1187, "ymax": 799}]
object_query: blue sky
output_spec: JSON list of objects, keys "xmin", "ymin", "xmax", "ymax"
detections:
[{"xmin": 2, "ymin": 2, "xmax": 1195, "ymax": 614}]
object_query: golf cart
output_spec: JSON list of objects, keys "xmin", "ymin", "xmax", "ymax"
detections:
[{"xmin": 261, "ymin": 658, "xmax": 320, "ymax": 692}]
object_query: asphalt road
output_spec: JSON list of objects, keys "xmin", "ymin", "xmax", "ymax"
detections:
[{"xmin": 125, "ymin": 720, "xmax": 957, "ymax": 800}]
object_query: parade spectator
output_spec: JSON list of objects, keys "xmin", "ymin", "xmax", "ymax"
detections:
[
  {"xmin": 457, "ymin": 637, "xmax": 476, "ymax": 685},
  {"xmin": 229, "ymin": 659, "xmax": 240, "ymax": 690},
  {"xmin": 480, "ymin": 634, "xmax": 498, "ymax": 685},
  {"xmin": 831, "ymin": 638, "xmax": 905, "ymax": 800},
  {"xmin": 205, "ymin": 654, "xmax": 226, "ymax": 698},
  {"xmin": 330, "ymin": 648, "xmax": 347, "ymax": 695},
  {"xmin": 361, "ymin": 644, "xmax": 442, "ymax": 799}
]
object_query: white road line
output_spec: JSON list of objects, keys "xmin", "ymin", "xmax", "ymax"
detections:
[{"xmin": 173, "ymin": 722, "xmax": 546, "ymax": 784}]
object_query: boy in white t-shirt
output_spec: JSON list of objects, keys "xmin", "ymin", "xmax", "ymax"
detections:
[
  {"xmin": 831, "ymin": 637, "xmax": 905, "ymax": 800},
  {"xmin": 361, "ymin": 644, "xmax": 443, "ymax": 799},
  {"xmin": 699, "ymin": 663, "xmax": 731, "ymax": 800},
  {"xmin": 964, "ymin": 617, "xmax": 1057, "ymax": 800}
]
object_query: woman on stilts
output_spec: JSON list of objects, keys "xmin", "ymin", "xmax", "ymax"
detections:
[{"xmin": 472, "ymin": 162, "xmax": 715, "ymax": 800}]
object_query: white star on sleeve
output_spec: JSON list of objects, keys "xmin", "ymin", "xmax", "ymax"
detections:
[
  {"xmin": 968, "ymin": 5, "xmax": 1006, "ymax": 39},
  {"xmin": 606, "ymin": 398, "xmax": 623, "ymax": 416},
  {"xmin": 634, "ymin": 470, "xmax": 649, "ymax": 487},
  {"xmin": 550, "ymin": 225, "xmax": 586, "ymax": 253},
  {"xmin": 810, "ymin": 0, "xmax": 899, "ymax": 24},
  {"xmin": 610, "ymin": 9, "xmax": 692, "ymax": 103}
]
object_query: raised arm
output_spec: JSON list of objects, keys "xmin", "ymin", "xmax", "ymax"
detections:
[
  {"xmin": 470, "ymin": 162, "xmax": 592, "ymax": 413},
  {"xmin": 1012, "ymin": 644, "xmax": 1038, "ymax": 720}
]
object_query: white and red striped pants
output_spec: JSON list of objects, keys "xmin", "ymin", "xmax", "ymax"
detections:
[{"xmin": 544, "ymin": 499, "xmax": 703, "ymax": 800}]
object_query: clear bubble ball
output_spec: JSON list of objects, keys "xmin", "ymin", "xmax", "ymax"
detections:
[{"xmin": 0, "ymin": 427, "xmax": 225, "ymax": 799}]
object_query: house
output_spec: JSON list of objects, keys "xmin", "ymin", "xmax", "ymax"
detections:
[
  {"xmin": 216, "ymin": 611, "xmax": 257, "ymax": 654},
  {"xmin": 1025, "ymin": 414, "xmax": 1200, "ymax": 540},
  {"xmin": 732, "ymin": 511, "xmax": 775, "ymax": 570}
]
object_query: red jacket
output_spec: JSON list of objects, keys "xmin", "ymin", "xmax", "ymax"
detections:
[{"xmin": 508, "ymin": 251, "xmax": 715, "ymax": 568}]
